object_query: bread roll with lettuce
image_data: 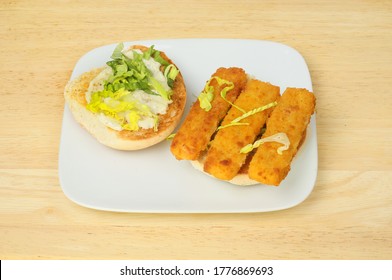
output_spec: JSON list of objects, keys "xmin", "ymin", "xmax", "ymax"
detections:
[{"xmin": 64, "ymin": 43, "xmax": 186, "ymax": 150}]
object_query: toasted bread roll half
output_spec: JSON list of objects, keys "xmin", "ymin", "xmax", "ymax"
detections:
[{"xmin": 64, "ymin": 44, "xmax": 186, "ymax": 150}]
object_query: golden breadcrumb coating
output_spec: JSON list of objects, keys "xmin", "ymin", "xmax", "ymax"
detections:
[
  {"xmin": 170, "ymin": 67, "xmax": 247, "ymax": 160},
  {"xmin": 248, "ymin": 87, "xmax": 316, "ymax": 186},
  {"xmin": 203, "ymin": 79, "xmax": 280, "ymax": 180}
]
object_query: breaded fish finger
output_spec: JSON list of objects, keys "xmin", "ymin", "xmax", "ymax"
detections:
[
  {"xmin": 170, "ymin": 67, "xmax": 247, "ymax": 160},
  {"xmin": 203, "ymin": 80, "xmax": 280, "ymax": 180},
  {"xmin": 248, "ymin": 87, "xmax": 316, "ymax": 186}
]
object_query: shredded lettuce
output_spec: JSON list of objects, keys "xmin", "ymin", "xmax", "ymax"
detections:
[
  {"xmin": 149, "ymin": 76, "xmax": 171, "ymax": 100},
  {"xmin": 124, "ymin": 111, "xmax": 140, "ymax": 130},
  {"xmin": 198, "ymin": 77, "xmax": 222, "ymax": 111},
  {"xmin": 152, "ymin": 50, "xmax": 170, "ymax": 66},
  {"xmin": 198, "ymin": 76, "xmax": 243, "ymax": 112},
  {"xmin": 216, "ymin": 77, "xmax": 245, "ymax": 113},
  {"xmin": 110, "ymin": 42, "xmax": 124, "ymax": 59},
  {"xmin": 86, "ymin": 88, "xmax": 158, "ymax": 131},
  {"xmin": 166, "ymin": 133, "xmax": 176, "ymax": 140},
  {"xmin": 164, "ymin": 64, "xmax": 179, "ymax": 80},
  {"xmin": 164, "ymin": 64, "xmax": 180, "ymax": 88},
  {"xmin": 216, "ymin": 101, "xmax": 277, "ymax": 131},
  {"xmin": 104, "ymin": 43, "xmax": 173, "ymax": 100},
  {"xmin": 85, "ymin": 43, "xmax": 179, "ymax": 131},
  {"xmin": 231, "ymin": 101, "xmax": 277, "ymax": 124},
  {"xmin": 142, "ymin": 45, "xmax": 155, "ymax": 60},
  {"xmin": 198, "ymin": 86, "xmax": 215, "ymax": 111},
  {"xmin": 240, "ymin": 132, "xmax": 290, "ymax": 154}
]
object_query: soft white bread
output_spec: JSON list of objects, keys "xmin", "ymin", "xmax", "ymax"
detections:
[
  {"xmin": 64, "ymin": 45, "xmax": 187, "ymax": 150},
  {"xmin": 190, "ymin": 152, "xmax": 259, "ymax": 186}
]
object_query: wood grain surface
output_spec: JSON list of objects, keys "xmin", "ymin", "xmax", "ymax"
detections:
[{"xmin": 0, "ymin": 0, "xmax": 391, "ymax": 259}]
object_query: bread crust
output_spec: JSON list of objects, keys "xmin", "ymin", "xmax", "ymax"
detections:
[{"xmin": 64, "ymin": 45, "xmax": 187, "ymax": 150}]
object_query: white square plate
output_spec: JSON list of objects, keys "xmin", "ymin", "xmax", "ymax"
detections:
[{"xmin": 59, "ymin": 39, "xmax": 318, "ymax": 213}]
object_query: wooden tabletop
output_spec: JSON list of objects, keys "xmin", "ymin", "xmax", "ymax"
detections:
[{"xmin": 1, "ymin": 0, "xmax": 391, "ymax": 260}]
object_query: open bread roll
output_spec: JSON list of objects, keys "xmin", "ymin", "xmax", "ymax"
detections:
[{"xmin": 64, "ymin": 44, "xmax": 187, "ymax": 150}]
